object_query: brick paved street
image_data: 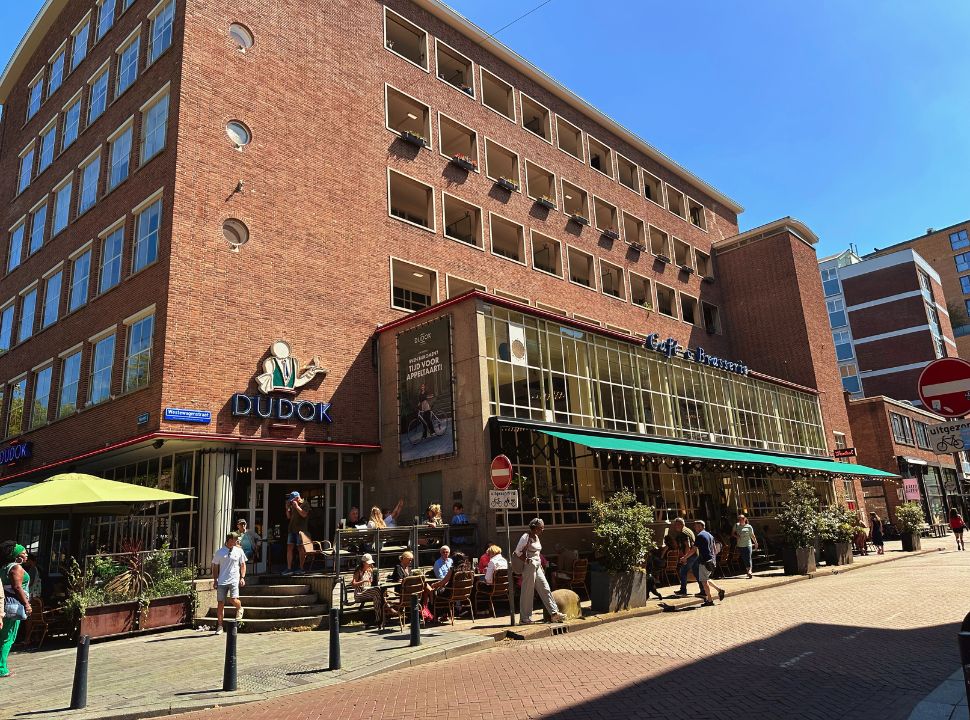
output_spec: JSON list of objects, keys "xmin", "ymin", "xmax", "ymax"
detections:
[{"xmin": 169, "ymin": 549, "xmax": 969, "ymax": 720}]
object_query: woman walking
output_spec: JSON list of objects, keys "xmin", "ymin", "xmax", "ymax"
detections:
[
  {"xmin": 732, "ymin": 514, "xmax": 758, "ymax": 578},
  {"xmin": 1, "ymin": 541, "xmax": 31, "ymax": 678},
  {"xmin": 514, "ymin": 518, "xmax": 564, "ymax": 624},
  {"xmin": 949, "ymin": 508, "xmax": 966, "ymax": 551},
  {"xmin": 869, "ymin": 512, "xmax": 885, "ymax": 555}
]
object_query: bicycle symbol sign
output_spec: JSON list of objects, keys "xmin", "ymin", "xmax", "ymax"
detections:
[
  {"xmin": 927, "ymin": 419, "xmax": 970, "ymax": 455},
  {"xmin": 489, "ymin": 489, "xmax": 519, "ymax": 509}
]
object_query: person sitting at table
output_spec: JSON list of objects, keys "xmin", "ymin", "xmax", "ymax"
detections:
[
  {"xmin": 390, "ymin": 550, "xmax": 416, "ymax": 584},
  {"xmin": 429, "ymin": 551, "xmax": 470, "ymax": 621},
  {"xmin": 478, "ymin": 545, "xmax": 507, "ymax": 592},
  {"xmin": 432, "ymin": 545, "xmax": 452, "ymax": 580},
  {"xmin": 367, "ymin": 506, "xmax": 386, "ymax": 529},
  {"xmin": 478, "ymin": 544, "xmax": 494, "ymax": 574},
  {"xmin": 426, "ymin": 504, "xmax": 444, "ymax": 527},
  {"xmin": 384, "ymin": 499, "xmax": 404, "ymax": 528},
  {"xmin": 350, "ymin": 553, "xmax": 385, "ymax": 627}
]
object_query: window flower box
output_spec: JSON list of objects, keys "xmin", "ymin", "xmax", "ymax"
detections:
[
  {"xmin": 654, "ymin": 254, "xmax": 671, "ymax": 264},
  {"xmin": 679, "ymin": 265, "xmax": 695, "ymax": 275},
  {"xmin": 535, "ymin": 196, "xmax": 556, "ymax": 210},
  {"xmin": 602, "ymin": 228, "xmax": 620, "ymax": 242},
  {"xmin": 628, "ymin": 241, "xmax": 647, "ymax": 253},
  {"xmin": 461, "ymin": 85, "xmax": 473, "ymax": 96},
  {"xmin": 399, "ymin": 130, "xmax": 427, "ymax": 148},
  {"xmin": 495, "ymin": 177, "xmax": 519, "ymax": 192},
  {"xmin": 702, "ymin": 275, "xmax": 715, "ymax": 284},
  {"xmin": 570, "ymin": 214, "xmax": 590, "ymax": 227},
  {"xmin": 450, "ymin": 154, "xmax": 477, "ymax": 172}
]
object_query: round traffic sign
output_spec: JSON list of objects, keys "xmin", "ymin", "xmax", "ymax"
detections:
[
  {"xmin": 917, "ymin": 357, "xmax": 970, "ymax": 418},
  {"xmin": 490, "ymin": 454, "xmax": 513, "ymax": 490}
]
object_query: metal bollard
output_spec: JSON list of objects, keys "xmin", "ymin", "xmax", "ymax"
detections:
[
  {"xmin": 329, "ymin": 608, "xmax": 341, "ymax": 670},
  {"xmin": 410, "ymin": 594, "xmax": 421, "ymax": 647},
  {"xmin": 222, "ymin": 621, "xmax": 238, "ymax": 692},
  {"xmin": 70, "ymin": 635, "xmax": 90, "ymax": 710}
]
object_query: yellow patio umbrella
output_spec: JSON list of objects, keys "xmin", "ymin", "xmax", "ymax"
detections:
[{"xmin": 0, "ymin": 473, "xmax": 194, "ymax": 516}]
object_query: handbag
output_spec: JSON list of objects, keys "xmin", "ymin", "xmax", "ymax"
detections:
[
  {"xmin": 4, "ymin": 595, "xmax": 26, "ymax": 620},
  {"xmin": 704, "ymin": 560, "xmax": 716, "ymax": 573}
]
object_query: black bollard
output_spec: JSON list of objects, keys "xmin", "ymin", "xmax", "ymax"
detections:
[
  {"xmin": 222, "ymin": 621, "xmax": 238, "ymax": 692},
  {"xmin": 329, "ymin": 608, "xmax": 341, "ymax": 671},
  {"xmin": 70, "ymin": 635, "xmax": 90, "ymax": 710},
  {"xmin": 959, "ymin": 630, "xmax": 970, "ymax": 707},
  {"xmin": 410, "ymin": 594, "xmax": 421, "ymax": 647}
]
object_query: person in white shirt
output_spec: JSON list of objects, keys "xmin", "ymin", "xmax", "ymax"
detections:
[
  {"xmin": 483, "ymin": 545, "xmax": 508, "ymax": 585},
  {"xmin": 515, "ymin": 518, "xmax": 564, "ymax": 624},
  {"xmin": 384, "ymin": 498, "xmax": 404, "ymax": 528},
  {"xmin": 211, "ymin": 532, "xmax": 247, "ymax": 635}
]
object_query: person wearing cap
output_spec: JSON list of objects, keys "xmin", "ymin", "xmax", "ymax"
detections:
[
  {"xmin": 0, "ymin": 541, "xmax": 31, "ymax": 678},
  {"xmin": 350, "ymin": 553, "xmax": 385, "ymax": 628},
  {"xmin": 284, "ymin": 490, "xmax": 310, "ymax": 576},
  {"xmin": 236, "ymin": 518, "xmax": 263, "ymax": 566},
  {"xmin": 211, "ymin": 532, "xmax": 247, "ymax": 635}
]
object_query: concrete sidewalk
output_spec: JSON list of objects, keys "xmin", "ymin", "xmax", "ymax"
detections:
[
  {"xmin": 907, "ymin": 669, "xmax": 968, "ymax": 719},
  {"xmin": 1, "ymin": 623, "xmax": 493, "ymax": 720}
]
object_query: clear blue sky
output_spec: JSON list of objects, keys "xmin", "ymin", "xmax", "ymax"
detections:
[{"xmin": 3, "ymin": 0, "xmax": 968, "ymax": 257}]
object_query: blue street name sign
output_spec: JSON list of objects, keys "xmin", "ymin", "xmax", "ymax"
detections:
[{"xmin": 163, "ymin": 408, "xmax": 212, "ymax": 424}]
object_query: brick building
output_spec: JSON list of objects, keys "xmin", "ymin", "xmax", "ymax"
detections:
[
  {"xmin": 847, "ymin": 395, "xmax": 964, "ymax": 526},
  {"xmin": 869, "ymin": 219, "xmax": 970, "ymax": 358},
  {"xmin": 0, "ymin": 0, "xmax": 891, "ymax": 571}
]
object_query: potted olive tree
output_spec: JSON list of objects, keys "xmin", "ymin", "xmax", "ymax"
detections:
[
  {"xmin": 589, "ymin": 490, "xmax": 656, "ymax": 612},
  {"xmin": 895, "ymin": 501, "xmax": 924, "ymax": 552},
  {"xmin": 777, "ymin": 479, "xmax": 820, "ymax": 575},
  {"xmin": 818, "ymin": 506, "xmax": 855, "ymax": 566}
]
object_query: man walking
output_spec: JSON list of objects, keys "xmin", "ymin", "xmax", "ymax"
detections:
[
  {"xmin": 211, "ymin": 532, "xmax": 247, "ymax": 634},
  {"xmin": 667, "ymin": 517, "xmax": 703, "ymax": 597},
  {"xmin": 693, "ymin": 520, "xmax": 726, "ymax": 607},
  {"xmin": 284, "ymin": 491, "xmax": 309, "ymax": 575}
]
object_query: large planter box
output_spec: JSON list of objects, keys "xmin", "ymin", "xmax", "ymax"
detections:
[
  {"xmin": 590, "ymin": 569, "xmax": 647, "ymax": 613},
  {"xmin": 782, "ymin": 546, "xmax": 817, "ymax": 576},
  {"xmin": 79, "ymin": 600, "xmax": 139, "ymax": 640},
  {"xmin": 901, "ymin": 531, "xmax": 922, "ymax": 552},
  {"xmin": 142, "ymin": 594, "xmax": 191, "ymax": 631},
  {"xmin": 822, "ymin": 541, "xmax": 854, "ymax": 566}
]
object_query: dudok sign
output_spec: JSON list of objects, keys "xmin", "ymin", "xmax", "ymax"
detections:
[{"xmin": 232, "ymin": 341, "xmax": 332, "ymax": 424}]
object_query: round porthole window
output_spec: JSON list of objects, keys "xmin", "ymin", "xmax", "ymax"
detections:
[
  {"xmin": 226, "ymin": 120, "xmax": 251, "ymax": 148},
  {"xmin": 229, "ymin": 23, "xmax": 254, "ymax": 51},
  {"xmin": 223, "ymin": 219, "xmax": 249, "ymax": 248}
]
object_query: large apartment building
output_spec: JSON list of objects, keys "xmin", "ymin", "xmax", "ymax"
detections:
[{"xmin": 0, "ymin": 0, "xmax": 890, "ymax": 570}]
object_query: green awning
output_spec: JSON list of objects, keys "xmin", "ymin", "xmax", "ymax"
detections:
[{"xmin": 541, "ymin": 429, "xmax": 898, "ymax": 478}]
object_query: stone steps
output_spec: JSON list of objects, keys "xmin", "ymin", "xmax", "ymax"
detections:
[
  {"xmin": 235, "ymin": 593, "xmax": 318, "ymax": 607},
  {"xmin": 207, "ymin": 603, "xmax": 329, "ymax": 620},
  {"xmin": 240, "ymin": 584, "xmax": 312, "ymax": 596}
]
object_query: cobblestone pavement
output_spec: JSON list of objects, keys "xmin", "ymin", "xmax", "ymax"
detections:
[{"xmin": 170, "ymin": 549, "xmax": 968, "ymax": 720}]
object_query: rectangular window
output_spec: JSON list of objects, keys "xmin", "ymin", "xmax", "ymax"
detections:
[
  {"xmin": 141, "ymin": 90, "xmax": 169, "ymax": 162},
  {"xmin": 384, "ymin": 85, "xmax": 431, "ymax": 146},
  {"xmin": 587, "ymin": 136, "xmax": 613, "ymax": 178},
  {"xmin": 18, "ymin": 288, "xmax": 37, "ymax": 343},
  {"xmin": 388, "ymin": 169, "xmax": 435, "ymax": 229},
  {"xmin": 18, "ymin": 147, "xmax": 35, "ymax": 194},
  {"xmin": 556, "ymin": 115, "xmax": 583, "ymax": 160},
  {"xmin": 0, "ymin": 305, "xmax": 13, "ymax": 352},
  {"xmin": 955, "ymin": 253, "xmax": 970, "ymax": 273},
  {"xmin": 666, "ymin": 185, "xmax": 687, "ymax": 218},
  {"xmin": 643, "ymin": 171, "xmax": 664, "ymax": 205},
  {"xmin": 630, "ymin": 273, "xmax": 652, "ymax": 310},
  {"xmin": 108, "ymin": 124, "xmax": 133, "ymax": 189},
  {"xmin": 116, "ymin": 33, "xmax": 141, "ymax": 96},
  {"xmin": 78, "ymin": 152, "xmax": 102, "ymax": 215},
  {"xmin": 63, "ymin": 96, "xmax": 82, "ymax": 150},
  {"xmin": 489, "ymin": 213, "xmax": 525, "ymax": 264},
  {"xmin": 673, "ymin": 237, "xmax": 692, "ymax": 268},
  {"xmin": 58, "ymin": 350, "xmax": 82, "ymax": 417},
  {"xmin": 133, "ymin": 197, "xmax": 162, "ymax": 271},
  {"xmin": 567, "ymin": 247, "xmax": 595, "ymax": 288},
  {"xmin": 27, "ymin": 74, "xmax": 44, "ymax": 121},
  {"xmin": 600, "ymin": 260, "xmax": 625, "ymax": 300},
  {"xmin": 840, "ymin": 368, "xmax": 860, "ymax": 394},
  {"xmin": 833, "ymin": 329, "xmax": 853, "ymax": 361},
  {"xmin": 31, "ymin": 366, "xmax": 53, "ymax": 429},
  {"xmin": 650, "ymin": 225, "xmax": 671, "ymax": 260},
  {"xmin": 520, "ymin": 93, "xmax": 551, "ymax": 142},
  {"xmin": 53, "ymin": 178, "xmax": 73, "ymax": 235},
  {"xmin": 89, "ymin": 333, "xmax": 116, "ymax": 405},
  {"xmin": 29, "ymin": 203, "xmax": 47, "ymax": 254},
  {"xmin": 484, "ymin": 138, "xmax": 519, "ymax": 188},
  {"xmin": 617, "ymin": 155, "xmax": 640, "ymax": 194},
  {"xmin": 480, "ymin": 68, "xmax": 515, "ymax": 121},
  {"xmin": 561, "ymin": 180, "xmax": 589, "ymax": 221},
  {"xmin": 695, "ymin": 250, "xmax": 712, "ymax": 278},
  {"xmin": 48, "ymin": 50, "xmax": 66, "ymax": 97},
  {"xmin": 702, "ymin": 302, "xmax": 721, "ymax": 334},
  {"xmin": 72, "ymin": 19, "xmax": 91, "ymax": 70},
  {"xmin": 688, "ymin": 198, "xmax": 707, "ymax": 230},
  {"xmin": 390, "ymin": 258, "xmax": 436, "ymax": 311},
  {"xmin": 826, "ymin": 297, "xmax": 847, "ymax": 328},
  {"xmin": 680, "ymin": 294, "xmax": 698, "ymax": 325},
  {"xmin": 97, "ymin": 0, "xmax": 117, "ymax": 40},
  {"xmin": 446, "ymin": 275, "xmax": 484, "ymax": 299},
  {"xmin": 622, "ymin": 213, "xmax": 646, "ymax": 251},
  {"xmin": 438, "ymin": 113, "xmax": 478, "ymax": 168},
  {"xmin": 820, "ymin": 267, "xmax": 840, "ymax": 296},
  {"xmin": 88, "ymin": 66, "xmax": 109, "ymax": 123},
  {"xmin": 950, "ymin": 230, "xmax": 969, "ymax": 251},
  {"xmin": 890, "ymin": 412, "xmax": 910, "ymax": 445},
  {"xmin": 435, "ymin": 40, "xmax": 473, "ymax": 96},
  {"xmin": 524, "ymin": 160, "xmax": 556, "ymax": 208},
  {"xmin": 38, "ymin": 122, "xmax": 57, "ymax": 173},
  {"xmin": 915, "ymin": 421, "xmax": 931, "ymax": 450},
  {"xmin": 100, "ymin": 226, "xmax": 124, "ymax": 293},
  {"xmin": 656, "ymin": 284, "xmax": 677, "ymax": 318},
  {"xmin": 69, "ymin": 249, "xmax": 92, "ymax": 311},
  {"xmin": 593, "ymin": 196, "xmax": 619, "ymax": 236},
  {"xmin": 125, "ymin": 313, "xmax": 154, "ymax": 391},
  {"xmin": 384, "ymin": 7, "xmax": 428, "ymax": 70},
  {"xmin": 531, "ymin": 232, "xmax": 562, "ymax": 277},
  {"xmin": 961, "ymin": 276, "xmax": 970, "ymax": 295},
  {"xmin": 148, "ymin": 0, "xmax": 175, "ymax": 64},
  {"xmin": 442, "ymin": 193, "xmax": 482, "ymax": 248},
  {"xmin": 42, "ymin": 270, "xmax": 62, "ymax": 328},
  {"xmin": 7, "ymin": 378, "xmax": 27, "ymax": 437},
  {"xmin": 7, "ymin": 223, "xmax": 25, "ymax": 273}
]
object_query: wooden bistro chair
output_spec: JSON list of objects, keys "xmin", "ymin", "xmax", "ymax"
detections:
[
  {"xmin": 554, "ymin": 558, "xmax": 589, "ymax": 601},
  {"xmin": 20, "ymin": 599, "xmax": 48, "ymax": 648},
  {"xmin": 301, "ymin": 539, "xmax": 332, "ymax": 573},
  {"xmin": 391, "ymin": 575, "xmax": 427, "ymax": 631},
  {"xmin": 714, "ymin": 545, "xmax": 733, "ymax": 579},
  {"xmin": 658, "ymin": 550, "xmax": 680, "ymax": 587},
  {"xmin": 433, "ymin": 570, "xmax": 475, "ymax": 625},
  {"xmin": 476, "ymin": 568, "xmax": 510, "ymax": 618}
]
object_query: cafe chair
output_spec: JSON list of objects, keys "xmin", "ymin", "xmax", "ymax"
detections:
[
  {"xmin": 391, "ymin": 575, "xmax": 427, "ymax": 631},
  {"xmin": 475, "ymin": 567, "xmax": 510, "ymax": 618},
  {"xmin": 20, "ymin": 598, "xmax": 48, "ymax": 648},
  {"xmin": 553, "ymin": 558, "xmax": 589, "ymax": 601},
  {"xmin": 433, "ymin": 570, "xmax": 475, "ymax": 625}
]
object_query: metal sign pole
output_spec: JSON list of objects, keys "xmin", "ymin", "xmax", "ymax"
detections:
[{"xmin": 506, "ymin": 507, "xmax": 515, "ymax": 627}]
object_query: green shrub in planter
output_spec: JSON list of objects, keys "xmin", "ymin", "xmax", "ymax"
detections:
[
  {"xmin": 588, "ymin": 490, "xmax": 656, "ymax": 612},
  {"xmin": 895, "ymin": 502, "xmax": 925, "ymax": 552},
  {"xmin": 777, "ymin": 479, "xmax": 820, "ymax": 575},
  {"xmin": 818, "ymin": 506, "xmax": 856, "ymax": 565}
]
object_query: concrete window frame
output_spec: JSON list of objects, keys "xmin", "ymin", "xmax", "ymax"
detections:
[
  {"xmin": 434, "ymin": 38, "xmax": 474, "ymax": 98},
  {"xmin": 555, "ymin": 114, "xmax": 584, "ymax": 163},
  {"xmin": 488, "ymin": 211, "xmax": 526, "ymax": 266},
  {"xmin": 599, "ymin": 258, "xmax": 626, "ymax": 302},
  {"xmin": 383, "ymin": 6, "xmax": 429, "ymax": 72},
  {"xmin": 587, "ymin": 134, "xmax": 614, "ymax": 179},
  {"xmin": 480, "ymin": 67, "xmax": 516, "ymax": 123}
]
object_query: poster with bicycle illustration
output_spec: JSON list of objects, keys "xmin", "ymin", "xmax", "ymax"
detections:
[{"xmin": 398, "ymin": 316, "xmax": 456, "ymax": 464}]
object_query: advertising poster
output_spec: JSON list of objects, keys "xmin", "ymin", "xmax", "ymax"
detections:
[
  {"xmin": 398, "ymin": 316, "xmax": 456, "ymax": 464},
  {"xmin": 902, "ymin": 478, "xmax": 921, "ymax": 501}
]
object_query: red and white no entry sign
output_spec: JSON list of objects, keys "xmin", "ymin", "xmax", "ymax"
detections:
[
  {"xmin": 918, "ymin": 357, "xmax": 970, "ymax": 418},
  {"xmin": 490, "ymin": 454, "xmax": 513, "ymax": 490}
]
